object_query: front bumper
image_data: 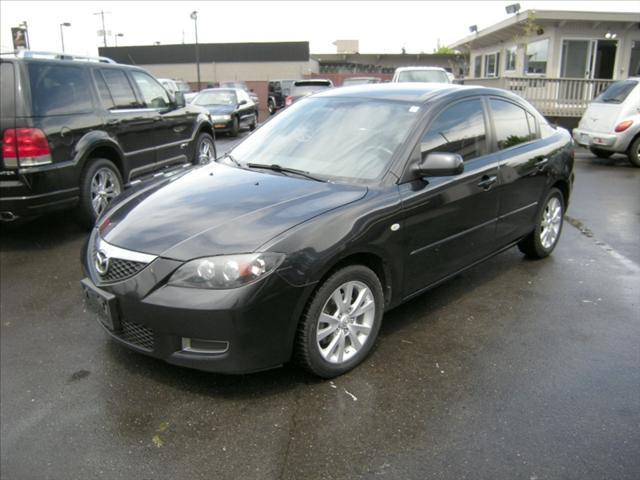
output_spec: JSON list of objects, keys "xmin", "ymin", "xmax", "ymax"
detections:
[
  {"xmin": 572, "ymin": 128, "xmax": 631, "ymax": 152},
  {"xmin": 81, "ymin": 253, "xmax": 313, "ymax": 374}
]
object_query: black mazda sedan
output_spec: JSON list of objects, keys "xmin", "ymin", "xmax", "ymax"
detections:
[{"xmin": 81, "ymin": 84, "xmax": 574, "ymax": 378}]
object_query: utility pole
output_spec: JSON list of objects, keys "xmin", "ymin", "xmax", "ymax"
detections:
[
  {"xmin": 93, "ymin": 10, "xmax": 109, "ymax": 48},
  {"xmin": 190, "ymin": 11, "xmax": 201, "ymax": 90}
]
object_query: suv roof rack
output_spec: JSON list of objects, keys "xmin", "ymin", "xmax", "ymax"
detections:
[{"xmin": 14, "ymin": 50, "xmax": 117, "ymax": 64}]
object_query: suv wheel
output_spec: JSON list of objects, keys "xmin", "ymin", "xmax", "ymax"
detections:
[
  {"xmin": 296, "ymin": 265, "xmax": 384, "ymax": 378},
  {"xmin": 268, "ymin": 99, "xmax": 276, "ymax": 115},
  {"xmin": 517, "ymin": 187, "xmax": 564, "ymax": 259},
  {"xmin": 230, "ymin": 116, "xmax": 240, "ymax": 137},
  {"xmin": 249, "ymin": 112, "xmax": 258, "ymax": 131},
  {"xmin": 194, "ymin": 132, "xmax": 216, "ymax": 165},
  {"xmin": 589, "ymin": 147, "xmax": 613, "ymax": 159},
  {"xmin": 78, "ymin": 158, "xmax": 123, "ymax": 227},
  {"xmin": 627, "ymin": 137, "xmax": 640, "ymax": 168}
]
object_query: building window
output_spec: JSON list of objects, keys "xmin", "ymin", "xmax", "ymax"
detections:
[
  {"xmin": 505, "ymin": 46, "xmax": 517, "ymax": 72},
  {"xmin": 485, "ymin": 52, "xmax": 499, "ymax": 77},
  {"xmin": 526, "ymin": 39, "xmax": 549, "ymax": 75},
  {"xmin": 474, "ymin": 55, "xmax": 482, "ymax": 78}
]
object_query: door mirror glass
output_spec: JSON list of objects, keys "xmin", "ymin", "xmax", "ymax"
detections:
[
  {"xmin": 414, "ymin": 152, "xmax": 464, "ymax": 177},
  {"xmin": 238, "ymin": 99, "xmax": 248, "ymax": 106},
  {"xmin": 174, "ymin": 90, "xmax": 186, "ymax": 108}
]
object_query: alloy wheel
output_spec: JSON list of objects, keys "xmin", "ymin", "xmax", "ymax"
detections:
[
  {"xmin": 316, "ymin": 281, "xmax": 375, "ymax": 364},
  {"xmin": 90, "ymin": 168, "xmax": 121, "ymax": 216},
  {"xmin": 540, "ymin": 196, "xmax": 562, "ymax": 249},
  {"xmin": 198, "ymin": 137, "xmax": 215, "ymax": 164}
]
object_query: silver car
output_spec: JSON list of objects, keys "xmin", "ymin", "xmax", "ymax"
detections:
[{"xmin": 573, "ymin": 78, "xmax": 640, "ymax": 167}]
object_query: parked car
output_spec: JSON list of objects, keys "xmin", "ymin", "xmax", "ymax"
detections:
[
  {"xmin": 157, "ymin": 78, "xmax": 192, "ymax": 98},
  {"xmin": 0, "ymin": 51, "xmax": 215, "ymax": 225},
  {"xmin": 267, "ymin": 79, "xmax": 297, "ymax": 115},
  {"xmin": 392, "ymin": 66, "xmax": 451, "ymax": 84},
  {"xmin": 573, "ymin": 78, "xmax": 640, "ymax": 167},
  {"xmin": 342, "ymin": 77, "xmax": 382, "ymax": 86},
  {"xmin": 219, "ymin": 81, "xmax": 260, "ymax": 106},
  {"xmin": 191, "ymin": 88, "xmax": 258, "ymax": 136},
  {"xmin": 284, "ymin": 79, "xmax": 334, "ymax": 107},
  {"xmin": 81, "ymin": 83, "xmax": 574, "ymax": 378}
]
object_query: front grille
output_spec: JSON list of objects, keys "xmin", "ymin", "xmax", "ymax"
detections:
[
  {"xmin": 101, "ymin": 258, "xmax": 147, "ymax": 283},
  {"xmin": 117, "ymin": 320, "xmax": 154, "ymax": 351}
]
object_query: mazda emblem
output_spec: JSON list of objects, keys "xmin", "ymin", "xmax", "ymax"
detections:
[{"xmin": 95, "ymin": 250, "xmax": 109, "ymax": 275}]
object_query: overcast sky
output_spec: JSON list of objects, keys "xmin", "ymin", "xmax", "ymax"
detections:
[{"xmin": 1, "ymin": 1, "xmax": 638, "ymax": 57}]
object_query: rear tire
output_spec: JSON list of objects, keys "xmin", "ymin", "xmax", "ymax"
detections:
[
  {"xmin": 295, "ymin": 265, "xmax": 384, "ymax": 378},
  {"xmin": 518, "ymin": 188, "xmax": 564, "ymax": 259},
  {"xmin": 589, "ymin": 147, "xmax": 613, "ymax": 159},
  {"xmin": 627, "ymin": 137, "xmax": 640, "ymax": 167},
  {"xmin": 77, "ymin": 158, "xmax": 123, "ymax": 228}
]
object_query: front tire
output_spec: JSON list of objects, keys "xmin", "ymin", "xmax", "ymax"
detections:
[
  {"xmin": 249, "ymin": 112, "xmax": 257, "ymax": 131},
  {"xmin": 517, "ymin": 187, "xmax": 565, "ymax": 259},
  {"xmin": 589, "ymin": 147, "xmax": 613, "ymax": 159},
  {"xmin": 77, "ymin": 158, "xmax": 123, "ymax": 228},
  {"xmin": 268, "ymin": 99, "xmax": 276, "ymax": 115},
  {"xmin": 296, "ymin": 265, "xmax": 384, "ymax": 378},
  {"xmin": 627, "ymin": 137, "xmax": 640, "ymax": 167},
  {"xmin": 230, "ymin": 116, "xmax": 240, "ymax": 137}
]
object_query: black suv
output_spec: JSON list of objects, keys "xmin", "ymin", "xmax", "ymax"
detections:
[
  {"xmin": 0, "ymin": 51, "xmax": 215, "ymax": 225},
  {"xmin": 267, "ymin": 79, "xmax": 296, "ymax": 115}
]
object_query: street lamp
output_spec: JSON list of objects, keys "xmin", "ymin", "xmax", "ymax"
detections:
[
  {"xmin": 115, "ymin": 33, "xmax": 124, "ymax": 47},
  {"xmin": 59, "ymin": 22, "xmax": 71, "ymax": 53},
  {"xmin": 190, "ymin": 10, "xmax": 201, "ymax": 91}
]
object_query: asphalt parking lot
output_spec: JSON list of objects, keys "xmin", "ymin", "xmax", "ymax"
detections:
[{"xmin": 1, "ymin": 139, "xmax": 639, "ymax": 480}]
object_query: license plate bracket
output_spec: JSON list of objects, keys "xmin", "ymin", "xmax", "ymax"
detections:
[{"xmin": 81, "ymin": 278, "xmax": 121, "ymax": 331}]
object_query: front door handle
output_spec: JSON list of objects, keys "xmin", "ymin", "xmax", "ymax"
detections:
[{"xmin": 477, "ymin": 175, "xmax": 498, "ymax": 190}]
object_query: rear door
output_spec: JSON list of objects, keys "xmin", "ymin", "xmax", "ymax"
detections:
[
  {"xmin": 399, "ymin": 97, "xmax": 501, "ymax": 296},
  {"xmin": 129, "ymin": 70, "xmax": 195, "ymax": 167},
  {"xmin": 95, "ymin": 68, "xmax": 159, "ymax": 178},
  {"xmin": 489, "ymin": 97, "xmax": 551, "ymax": 244}
]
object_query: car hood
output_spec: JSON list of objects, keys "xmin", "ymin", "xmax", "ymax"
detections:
[{"xmin": 100, "ymin": 163, "xmax": 367, "ymax": 261}]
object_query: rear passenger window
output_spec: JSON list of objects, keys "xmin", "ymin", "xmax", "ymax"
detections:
[
  {"xmin": 27, "ymin": 63, "xmax": 93, "ymax": 116},
  {"xmin": 421, "ymin": 98, "xmax": 487, "ymax": 161},
  {"xmin": 100, "ymin": 69, "xmax": 139, "ymax": 109},
  {"xmin": 93, "ymin": 71, "xmax": 115, "ymax": 110},
  {"xmin": 490, "ymin": 99, "xmax": 535, "ymax": 150},
  {"xmin": 0, "ymin": 62, "xmax": 15, "ymax": 118}
]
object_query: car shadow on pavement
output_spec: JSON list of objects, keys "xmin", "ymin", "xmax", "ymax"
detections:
[{"xmin": 0, "ymin": 211, "xmax": 87, "ymax": 252}]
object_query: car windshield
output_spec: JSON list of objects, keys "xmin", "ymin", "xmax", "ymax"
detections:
[
  {"xmin": 594, "ymin": 80, "xmax": 638, "ymax": 104},
  {"xmin": 194, "ymin": 90, "xmax": 237, "ymax": 106},
  {"xmin": 229, "ymin": 97, "xmax": 420, "ymax": 182},
  {"xmin": 292, "ymin": 83, "xmax": 331, "ymax": 97},
  {"xmin": 397, "ymin": 70, "xmax": 449, "ymax": 83}
]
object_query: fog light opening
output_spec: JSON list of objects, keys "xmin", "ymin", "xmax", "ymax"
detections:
[{"xmin": 181, "ymin": 337, "xmax": 229, "ymax": 354}]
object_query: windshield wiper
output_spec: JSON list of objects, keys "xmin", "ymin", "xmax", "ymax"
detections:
[
  {"xmin": 246, "ymin": 163, "xmax": 325, "ymax": 182},
  {"xmin": 219, "ymin": 152, "xmax": 241, "ymax": 166}
]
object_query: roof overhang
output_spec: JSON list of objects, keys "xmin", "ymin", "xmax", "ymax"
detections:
[{"xmin": 450, "ymin": 10, "xmax": 640, "ymax": 51}]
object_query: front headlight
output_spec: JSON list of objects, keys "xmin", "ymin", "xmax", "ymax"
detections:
[
  {"xmin": 211, "ymin": 114, "xmax": 232, "ymax": 122},
  {"xmin": 168, "ymin": 253, "xmax": 285, "ymax": 289}
]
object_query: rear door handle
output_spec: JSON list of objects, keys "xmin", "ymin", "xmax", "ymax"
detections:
[
  {"xmin": 535, "ymin": 158, "xmax": 549, "ymax": 170},
  {"xmin": 477, "ymin": 175, "xmax": 498, "ymax": 190}
]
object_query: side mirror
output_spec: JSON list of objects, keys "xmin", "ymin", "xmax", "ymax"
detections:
[
  {"xmin": 174, "ymin": 91, "xmax": 186, "ymax": 108},
  {"xmin": 238, "ymin": 99, "xmax": 248, "ymax": 106},
  {"xmin": 413, "ymin": 152, "xmax": 464, "ymax": 178}
]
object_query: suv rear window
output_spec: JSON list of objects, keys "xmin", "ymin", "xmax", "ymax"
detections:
[
  {"xmin": 27, "ymin": 63, "xmax": 93, "ymax": 116},
  {"xmin": 594, "ymin": 80, "xmax": 638, "ymax": 104},
  {"xmin": 0, "ymin": 62, "xmax": 15, "ymax": 118}
]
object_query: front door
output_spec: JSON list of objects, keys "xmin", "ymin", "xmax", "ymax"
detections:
[{"xmin": 399, "ymin": 97, "xmax": 500, "ymax": 297}]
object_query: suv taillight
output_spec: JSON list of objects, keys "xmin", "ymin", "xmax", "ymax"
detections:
[
  {"xmin": 285, "ymin": 96, "xmax": 293, "ymax": 107},
  {"xmin": 2, "ymin": 128, "xmax": 52, "ymax": 168}
]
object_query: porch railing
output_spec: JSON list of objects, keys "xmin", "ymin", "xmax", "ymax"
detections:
[{"xmin": 459, "ymin": 77, "xmax": 615, "ymax": 117}]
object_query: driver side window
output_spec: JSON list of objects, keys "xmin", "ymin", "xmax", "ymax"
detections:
[
  {"xmin": 131, "ymin": 71, "xmax": 171, "ymax": 109},
  {"xmin": 421, "ymin": 98, "xmax": 487, "ymax": 161}
]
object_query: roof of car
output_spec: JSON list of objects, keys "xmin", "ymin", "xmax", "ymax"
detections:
[
  {"xmin": 394, "ymin": 66, "xmax": 447, "ymax": 72},
  {"xmin": 316, "ymin": 82, "xmax": 490, "ymax": 103}
]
